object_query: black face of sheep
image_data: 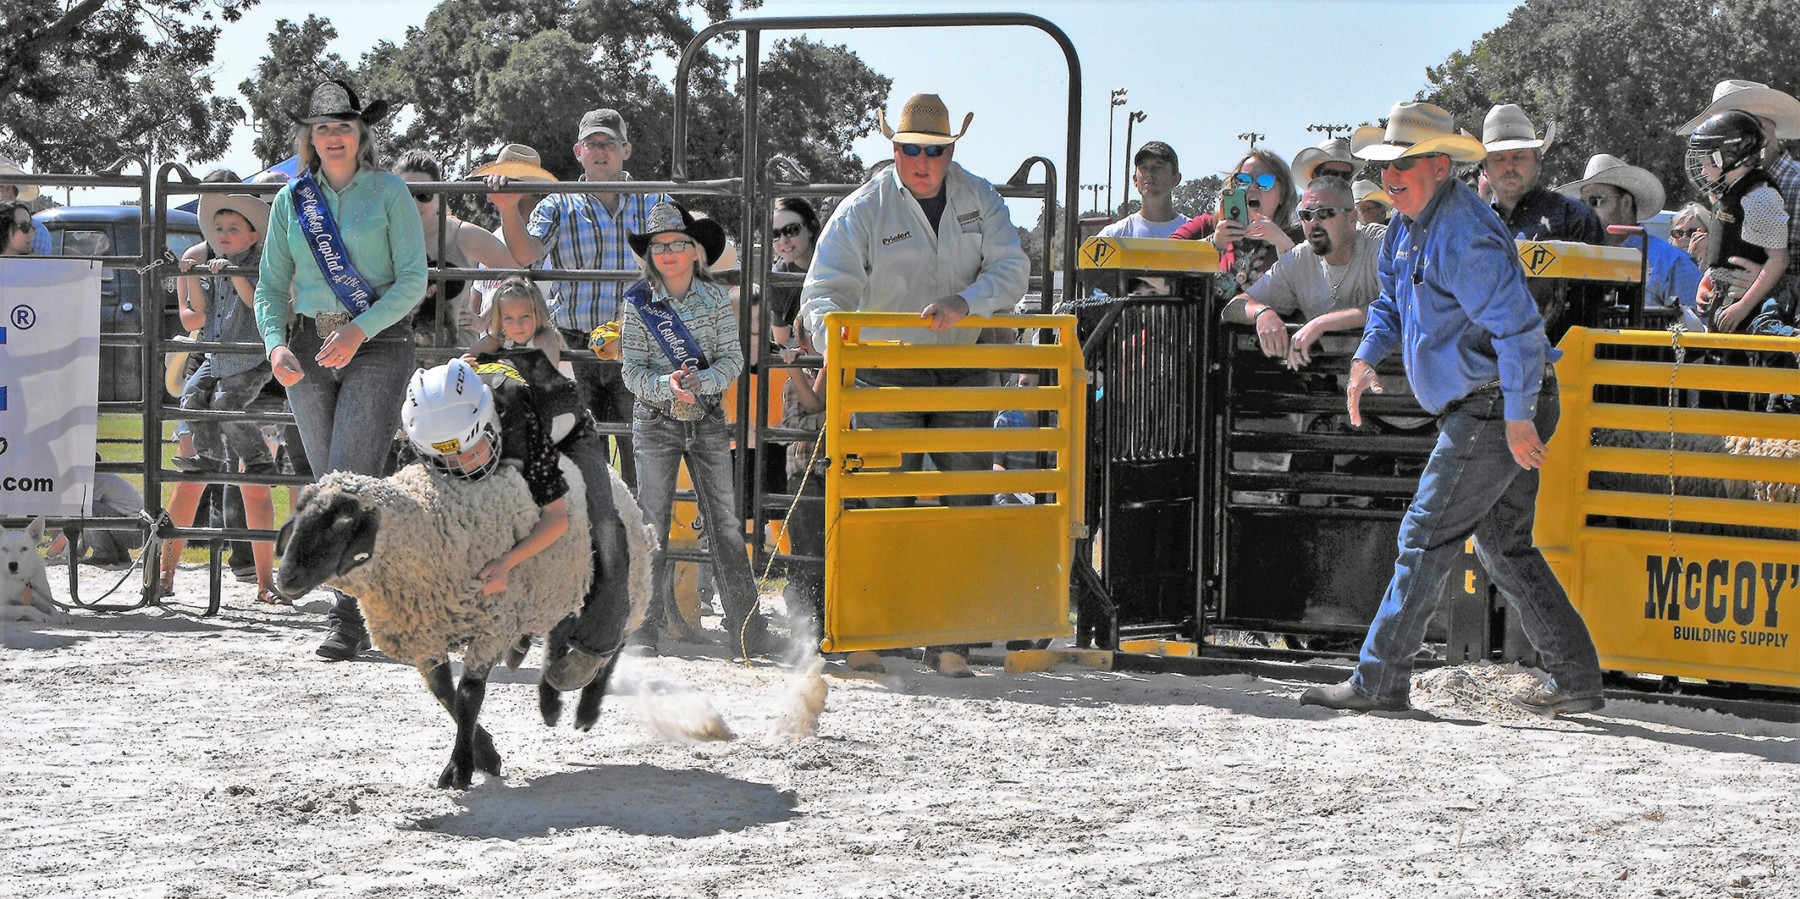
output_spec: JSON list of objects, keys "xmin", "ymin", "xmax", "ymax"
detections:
[{"xmin": 274, "ymin": 485, "xmax": 382, "ymax": 600}]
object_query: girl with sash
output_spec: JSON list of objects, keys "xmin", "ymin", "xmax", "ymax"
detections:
[
  {"xmin": 619, "ymin": 201, "xmax": 772, "ymax": 659},
  {"xmin": 253, "ymin": 80, "xmax": 427, "ymax": 661}
]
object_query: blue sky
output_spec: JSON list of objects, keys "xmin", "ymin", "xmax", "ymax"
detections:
[{"xmin": 76, "ymin": 0, "xmax": 1521, "ymax": 215}]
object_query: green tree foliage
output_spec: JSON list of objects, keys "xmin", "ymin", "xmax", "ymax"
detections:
[
  {"xmin": 1421, "ymin": 0, "xmax": 1800, "ymax": 209},
  {"xmin": 0, "ymin": 0, "xmax": 255, "ymax": 172},
  {"xmin": 237, "ymin": 15, "xmax": 356, "ymax": 168},
  {"xmin": 1172, "ymin": 175, "xmax": 1222, "ymax": 218},
  {"xmin": 754, "ymin": 37, "xmax": 893, "ymax": 186}
]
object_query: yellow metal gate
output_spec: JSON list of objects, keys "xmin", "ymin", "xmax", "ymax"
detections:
[{"xmin": 820, "ymin": 312, "xmax": 1086, "ymax": 652}]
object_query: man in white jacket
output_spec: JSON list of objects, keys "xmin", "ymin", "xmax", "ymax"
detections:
[{"xmin": 799, "ymin": 92, "xmax": 1030, "ymax": 677}]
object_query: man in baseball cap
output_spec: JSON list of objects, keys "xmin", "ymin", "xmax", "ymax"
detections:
[{"xmin": 1100, "ymin": 140, "xmax": 1188, "ymax": 239}]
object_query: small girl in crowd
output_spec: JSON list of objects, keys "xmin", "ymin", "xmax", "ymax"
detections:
[{"xmin": 468, "ymin": 276, "xmax": 573, "ymax": 378}]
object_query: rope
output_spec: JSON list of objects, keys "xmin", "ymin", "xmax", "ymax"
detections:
[
  {"xmin": 737, "ymin": 422, "xmax": 827, "ymax": 665},
  {"xmin": 59, "ymin": 509, "xmax": 167, "ymax": 609},
  {"xmin": 1665, "ymin": 324, "xmax": 1686, "ymax": 561}
]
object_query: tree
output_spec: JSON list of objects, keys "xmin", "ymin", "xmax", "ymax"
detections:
[
  {"xmin": 236, "ymin": 15, "xmax": 356, "ymax": 167},
  {"xmin": 0, "ymin": 0, "xmax": 256, "ymax": 172},
  {"xmin": 1172, "ymin": 175, "xmax": 1222, "ymax": 218},
  {"xmin": 755, "ymin": 37, "xmax": 892, "ymax": 185},
  {"xmin": 1421, "ymin": 0, "xmax": 1800, "ymax": 210}
]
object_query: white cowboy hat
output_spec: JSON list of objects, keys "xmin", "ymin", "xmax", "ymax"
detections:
[
  {"xmin": 1555, "ymin": 154, "xmax": 1665, "ymax": 221},
  {"xmin": 1292, "ymin": 137, "xmax": 1356, "ymax": 183},
  {"xmin": 1352, "ymin": 178, "xmax": 1391, "ymax": 209},
  {"xmin": 1676, "ymin": 80, "xmax": 1800, "ymax": 139},
  {"xmin": 1482, "ymin": 104, "xmax": 1556, "ymax": 154},
  {"xmin": 469, "ymin": 144, "xmax": 556, "ymax": 182},
  {"xmin": 878, "ymin": 93, "xmax": 973, "ymax": 146},
  {"xmin": 0, "ymin": 155, "xmax": 40, "ymax": 202},
  {"xmin": 1351, "ymin": 102, "xmax": 1487, "ymax": 163},
  {"xmin": 196, "ymin": 193, "xmax": 272, "ymax": 252}
]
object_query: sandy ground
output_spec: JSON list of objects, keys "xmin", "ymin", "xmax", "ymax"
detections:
[{"xmin": 3, "ymin": 560, "xmax": 1797, "ymax": 899}]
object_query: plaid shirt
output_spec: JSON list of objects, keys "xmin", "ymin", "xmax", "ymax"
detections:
[
  {"xmin": 1766, "ymin": 153, "xmax": 1800, "ymax": 258},
  {"xmin": 525, "ymin": 179, "xmax": 670, "ymax": 333}
]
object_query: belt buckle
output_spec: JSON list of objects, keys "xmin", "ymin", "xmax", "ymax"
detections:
[{"xmin": 315, "ymin": 311, "xmax": 351, "ymax": 332}]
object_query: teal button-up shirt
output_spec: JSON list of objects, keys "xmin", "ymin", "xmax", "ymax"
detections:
[{"xmin": 253, "ymin": 167, "xmax": 427, "ymax": 352}]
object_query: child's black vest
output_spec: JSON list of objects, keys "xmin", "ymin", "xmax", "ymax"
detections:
[{"xmin": 1712, "ymin": 169, "xmax": 1778, "ymax": 268}]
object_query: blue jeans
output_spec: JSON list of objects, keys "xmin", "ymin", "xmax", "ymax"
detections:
[
  {"xmin": 1351, "ymin": 380, "xmax": 1602, "ymax": 705},
  {"xmin": 181, "ymin": 359, "xmax": 275, "ymax": 469},
  {"xmin": 283, "ymin": 320, "xmax": 416, "ymax": 628},
  {"xmin": 559, "ymin": 432, "xmax": 634, "ymax": 655},
  {"xmin": 630, "ymin": 403, "xmax": 764, "ymax": 645},
  {"xmin": 852, "ymin": 368, "xmax": 994, "ymax": 508}
]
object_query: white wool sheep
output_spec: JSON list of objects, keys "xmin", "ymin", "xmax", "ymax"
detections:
[
  {"xmin": 276, "ymin": 457, "xmax": 653, "ymax": 788},
  {"xmin": 1588, "ymin": 429, "xmax": 1799, "ymax": 538}
]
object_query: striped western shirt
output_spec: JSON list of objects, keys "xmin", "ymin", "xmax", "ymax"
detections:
[{"xmin": 525, "ymin": 177, "xmax": 671, "ymax": 333}]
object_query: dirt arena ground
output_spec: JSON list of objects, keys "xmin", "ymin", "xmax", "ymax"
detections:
[{"xmin": 3, "ymin": 561, "xmax": 1796, "ymax": 898}]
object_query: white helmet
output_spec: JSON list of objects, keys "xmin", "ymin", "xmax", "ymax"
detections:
[{"xmin": 402, "ymin": 359, "xmax": 501, "ymax": 480}]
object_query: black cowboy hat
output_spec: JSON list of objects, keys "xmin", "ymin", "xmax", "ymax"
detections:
[
  {"xmin": 289, "ymin": 79, "xmax": 389, "ymax": 126},
  {"xmin": 627, "ymin": 201, "xmax": 728, "ymax": 266}
]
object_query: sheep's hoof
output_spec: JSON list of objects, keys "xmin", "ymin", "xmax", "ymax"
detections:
[
  {"xmin": 573, "ymin": 682, "xmax": 606, "ymax": 732},
  {"xmin": 437, "ymin": 760, "xmax": 473, "ymax": 791},
  {"xmin": 539, "ymin": 684, "xmax": 564, "ymax": 727},
  {"xmin": 474, "ymin": 729, "xmax": 502, "ymax": 777}
]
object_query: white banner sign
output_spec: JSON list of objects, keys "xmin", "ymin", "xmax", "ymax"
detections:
[{"xmin": 0, "ymin": 258, "xmax": 102, "ymax": 517}]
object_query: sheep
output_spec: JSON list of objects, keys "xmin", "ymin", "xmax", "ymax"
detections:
[
  {"xmin": 1586, "ymin": 428, "xmax": 1799, "ymax": 539},
  {"xmin": 275, "ymin": 457, "xmax": 653, "ymax": 789}
]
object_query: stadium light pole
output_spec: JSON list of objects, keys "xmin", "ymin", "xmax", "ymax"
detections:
[
  {"xmin": 1122, "ymin": 110, "xmax": 1147, "ymax": 211},
  {"xmin": 1107, "ymin": 87, "xmax": 1127, "ymax": 215}
]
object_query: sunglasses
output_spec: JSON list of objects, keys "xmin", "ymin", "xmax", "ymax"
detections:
[
  {"xmin": 898, "ymin": 143, "xmax": 948, "ymax": 158},
  {"xmin": 7, "ymin": 216, "xmax": 31, "ymax": 233},
  {"xmin": 772, "ymin": 222, "xmax": 807, "ymax": 240},
  {"xmin": 412, "ymin": 192, "xmax": 436, "ymax": 204},
  {"xmin": 647, "ymin": 239, "xmax": 696, "ymax": 256},
  {"xmin": 1234, "ymin": 171, "xmax": 1278, "ymax": 191},
  {"xmin": 1669, "ymin": 227, "xmax": 1700, "ymax": 239},
  {"xmin": 1582, "ymin": 194, "xmax": 1618, "ymax": 208},
  {"xmin": 1296, "ymin": 206, "xmax": 1348, "ymax": 223}
]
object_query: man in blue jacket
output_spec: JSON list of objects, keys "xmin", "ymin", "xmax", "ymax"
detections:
[{"xmin": 1300, "ymin": 102, "xmax": 1605, "ymax": 718}]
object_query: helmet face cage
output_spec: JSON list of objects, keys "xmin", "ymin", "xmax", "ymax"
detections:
[
  {"xmin": 402, "ymin": 360, "xmax": 504, "ymax": 481},
  {"xmin": 1685, "ymin": 110, "xmax": 1764, "ymax": 194}
]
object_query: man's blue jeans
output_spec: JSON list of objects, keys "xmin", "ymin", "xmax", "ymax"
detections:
[
  {"xmin": 1351, "ymin": 379, "xmax": 1603, "ymax": 705},
  {"xmin": 558, "ymin": 432, "xmax": 634, "ymax": 655},
  {"xmin": 630, "ymin": 403, "xmax": 762, "ymax": 645},
  {"xmin": 852, "ymin": 368, "xmax": 994, "ymax": 508}
]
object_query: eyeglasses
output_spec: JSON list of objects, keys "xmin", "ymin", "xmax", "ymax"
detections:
[
  {"xmin": 1372, "ymin": 156, "xmax": 1427, "ymax": 173},
  {"xmin": 412, "ymin": 192, "xmax": 436, "ymax": 204},
  {"xmin": 1316, "ymin": 165, "xmax": 1356, "ymax": 179},
  {"xmin": 897, "ymin": 143, "xmax": 948, "ymax": 158},
  {"xmin": 1669, "ymin": 226, "xmax": 1701, "ymax": 239},
  {"xmin": 1234, "ymin": 171, "xmax": 1278, "ymax": 191},
  {"xmin": 772, "ymin": 222, "xmax": 807, "ymax": 240},
  {"xmin": 647, "ymin": 240, "xmax": 696, "ymax": 256},
  {"xmin": 579, "ymin": 139, "xmax": 622, "ymax": 154},
  {"xmin": 1296, "ymin": 206, "xmax": 1348, "ymax": 223}
]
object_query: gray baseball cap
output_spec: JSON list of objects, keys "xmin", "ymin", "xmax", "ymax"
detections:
[{"xmin": 578, "ymin": 108, "xmax": 628, "ymax": 143}]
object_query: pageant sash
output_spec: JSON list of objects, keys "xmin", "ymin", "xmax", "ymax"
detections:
[
  {"xmin": 625, "ymin": 281, "xmax": 718, "ymax": 412},
  {"xmin": 292, "ymin": 170, "xmax": 376, "ymax": 316}
]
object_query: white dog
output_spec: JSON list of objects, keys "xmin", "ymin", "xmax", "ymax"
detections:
[{"xmin": 2, "ymin": 517, "xmax": 70, "ymax": 624}]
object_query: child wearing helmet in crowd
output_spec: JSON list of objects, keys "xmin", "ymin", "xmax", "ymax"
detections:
[
  {"xmin": 403, "ymin": 351, "xmax": 635, "ymax": 693},
  {"xmin": 467, "ymin": 276, "xmax": 574, "ymax": 378},
  {"xmin": 1687, "ymin": 109, "xmax": 1790, "ymax": 333}
]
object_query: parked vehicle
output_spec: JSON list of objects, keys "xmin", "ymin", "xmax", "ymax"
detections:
[{"xmin": 35, "ymin": 206, "xmax": 204, "ymax": 403}]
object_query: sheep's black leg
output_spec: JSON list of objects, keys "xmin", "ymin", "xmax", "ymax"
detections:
[
  {"xmin": 421, "ymin": 661, "xmax": 501, "ymax": 788},
  {"xmin": 439, "ymin": 666, "xmax": 491, "ymax": 790},
  {"xmin": 572, "ymin": 650, "xmax": 621, "ymax": 732}
]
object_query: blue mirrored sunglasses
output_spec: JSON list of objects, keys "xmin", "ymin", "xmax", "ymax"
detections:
[
  {"xmin": 1234, "ymin": 171, "xmax": 1278, "ymax": 191},
  {"xmin": 898, "ymin": 143, "xmax": 948, "ymax": 158}
]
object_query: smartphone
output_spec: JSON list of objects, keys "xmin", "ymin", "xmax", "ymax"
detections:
[{"xmin": 1219, "ymin": 186, "xmax": 1250, "ymax": 225}]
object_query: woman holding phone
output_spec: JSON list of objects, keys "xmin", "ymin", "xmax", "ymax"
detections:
[{"xmin": 1172, "ymin": 148, "xmax": 1302, "ymax": 295}]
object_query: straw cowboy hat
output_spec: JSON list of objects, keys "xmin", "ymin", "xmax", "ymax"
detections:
[
  {"xmin": 878, "ymin": 93, "xmax": 973, "ymax": 146},
  {"xmin": 164, "ymin": 331, "xmax": 203, "ymax": 399},
  {"xmin": 1292, "ymin": 137, "xmax": 1356, "ymax": 182},
  {"xmin": 469, "ymin": 144, "xmax": 556, "ymax": 182},
  {"xmin": 1351, "ymin": 102, "xmax": 1487, "ymax": 163},
  {"xmin": 0, "ymin": 155, "xmax": 39, "ymax": 202},
  {"xmin": 627, "ymin": 200, "xmax": 728, "ymax": 267},
  {"xmin": 289, "ymin": 79, "xmax": 388, "ymax": 126},
  {"xmin": 196, "ymin": 193, "xmax": 271, "ymax": 253},
  {"xmin": 1555, "ymin": 154, "xmax": 1665, "ymax": 221},
  {"xmin": 1677, "ymin": 79, "xmax": 1800, "ymax": 139},
  {"xmin": 1482, "ymin": 104, "xmax": 1556, "ymax": 154},
  {"xmin": 1352, "ymin": 178, "xmax": 1391, "ymax": 209}
]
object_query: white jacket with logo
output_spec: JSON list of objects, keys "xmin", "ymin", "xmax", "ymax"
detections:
[{"xmin": 801, "ymin": 162, "xmax": 1029, "ymax": 346}]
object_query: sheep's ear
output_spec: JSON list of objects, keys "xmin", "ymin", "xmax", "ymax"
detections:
[
  {"xmin": 337, "ymin": 506, "xmax": 382, "ymax": 576},
  {"xmin": 274, "ymin": 517, "xmax": 296, "ymax": 557}
]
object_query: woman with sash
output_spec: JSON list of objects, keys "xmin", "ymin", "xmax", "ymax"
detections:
[
  {"xmin": 253, "ymin": 80, "xmax": 427, "ymax": 661},
  {"xmin": 618, "ymin": 201, "xmax": 772, "ymax": 659}
]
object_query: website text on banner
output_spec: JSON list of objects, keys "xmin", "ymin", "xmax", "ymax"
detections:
[{"xmin": 0, "ymin": 258, "xmax": 102, "ymax": 516}]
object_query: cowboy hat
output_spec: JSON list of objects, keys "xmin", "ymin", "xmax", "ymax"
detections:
[
  {"xmin": 1352, "ymin": 178, "xmax": 1391, "ymax": 209},
  {"xmin": 164, "ymin": 330, "xmax": 203, "ymax": 399},
  {"xmin": 1676, "ymin": 79, "xmax": 1800, "ymax": 139},
  {"xmin": 196, "ymin": 193, "xmax": 272, "ymax": 251},
  {"xmin": 1351, "ymin": 102, "xmax": 1487, "ymax": 163},
  {"xmin": 1555, "ymin": 154, "xmax": 1665, "ymax": 221},
  {"xmin": 0, "ymin": 155, "xmax": 39, "ymax": 202},
  {"xmin": 469, "ymin": 144, "xmax": 556, "ymax": 182},
  {"xmin": 878, "ymin": 93, "xmax": 973, "ymax": 146},
  {"xmin": 627, "ymin": 200, "xmax": 728, "ymax": 266},
  {"xmin": 289, "ymin": 79, "xmax": 388, "ymax": 126},
  {"xmin": 1292, "ymin": 137, "xmax": 1356, "ymax": 183},
  {"xmin": 1482, "ymin": 104, "xmax": 1556, "ymax": 154}
]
